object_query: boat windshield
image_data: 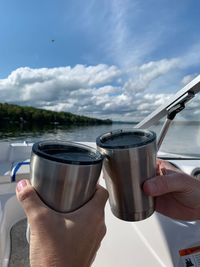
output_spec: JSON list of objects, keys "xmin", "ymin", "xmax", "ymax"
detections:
[{"xmin": 149, "ymin": 96, "xmax": 200, "ymax": 158}]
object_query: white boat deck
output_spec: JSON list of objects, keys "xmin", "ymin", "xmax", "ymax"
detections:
[{"xmin": 0, "ymin": 141, "xmax": 200, "ymax": 266}]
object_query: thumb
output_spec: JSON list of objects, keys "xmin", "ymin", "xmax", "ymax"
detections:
[
  {"xmin": 143, "ymin": 172, "xmax": 192, "ymax": 196},
  {"xmin": 16, "ymin": 179, "xmax": 47, "ymax": 220}
]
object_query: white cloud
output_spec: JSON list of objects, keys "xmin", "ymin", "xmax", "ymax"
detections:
[
  {"xmin": 181, "ymin": 74, "xmax": 198, "ymax": 85},
  {"xmin": 94, "ymin": 85, "xmax": 119, "ymax": 96},
  {"xmin": 0, "ymin": 60, "xmax": 199, "ymax": 122},
  {"xmin": 123, "ymin": 58, "xmax": 179, "ymax": 93},
  {"xmin": 139, "ymin": 59, "xmax": 180, "ymax": 76}
]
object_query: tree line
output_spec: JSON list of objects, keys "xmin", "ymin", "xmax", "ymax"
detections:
[{"xmin": 0, "ymin": 103, "xmax": 112, "ymax": 126}]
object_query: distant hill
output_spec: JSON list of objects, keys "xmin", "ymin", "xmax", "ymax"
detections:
[
  {"xmin": 0, "ymin": 103, "xmax": 112, "ymax": 126},
  {"xmin": 112, "ymin": 120, "xmax": 139, "ymax": 124}
]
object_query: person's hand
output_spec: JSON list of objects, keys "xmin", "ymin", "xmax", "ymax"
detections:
[
  {"xmin": 143, "ymin": 159, "xmax": 200, "ymax": 221},
  {"xmin": 16, "ymin": 179, "xmax": 108, "ymax": 267}
]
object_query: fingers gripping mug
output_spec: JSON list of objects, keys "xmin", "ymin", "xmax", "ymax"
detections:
[
  {"xmin": 26, "ymin": 140, "xmax": 103, "ymax": 243},
  {"xmin": 96, "ymin": 129, "xmax": 157, "ymax": 222}
]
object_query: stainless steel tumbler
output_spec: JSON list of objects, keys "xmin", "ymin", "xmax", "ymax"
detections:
[
  {"xmin": 30, "ymin": 140, "xmax": 103, "ymax": 212},
  {"xmin": 96, "ymin": 129, "xmax": 156, "ymax": 221}
]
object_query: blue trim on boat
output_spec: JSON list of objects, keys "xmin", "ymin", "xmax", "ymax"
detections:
[{"xmin": 11, "ymin": 161, "xmax": 30, "ymax": 182}]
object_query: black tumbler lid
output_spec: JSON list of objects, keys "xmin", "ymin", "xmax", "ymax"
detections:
[
  {"xmin": 96, "ymin": 129, "xmax": 156, "ymax": 149},
  {"xmin": 32, "ymin": 140, "xmax": 103, "ymax": 165}
]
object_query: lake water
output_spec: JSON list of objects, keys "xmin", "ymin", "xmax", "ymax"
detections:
[
  {"xmin": 0, "ymin": 122, "xmax": 200, "ymax": 156},
  {"xmin": 0, "ymin": 123, "xmax": 136, "ymax": 143}
]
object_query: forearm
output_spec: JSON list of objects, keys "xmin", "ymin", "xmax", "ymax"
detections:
[{"xmin": 29, "ymin": 236, "xmax": 92, "ymax": 267}]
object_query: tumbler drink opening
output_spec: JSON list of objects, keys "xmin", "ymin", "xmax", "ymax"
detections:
[
  {"xmin": 31, "ymin": 141, "xmax": 103, "ymax": 213},
  {"xmin": 33, "ymin": 142, "xmax": 102, "ymax": 164},
  {"xmin": 96, "ymin": 129, "xmax": 157, "ymax": 222}
]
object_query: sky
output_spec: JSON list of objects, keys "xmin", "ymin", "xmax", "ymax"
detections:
[{"xmin": 0, "ymin": 0, "xmax": 200, "ymax": 122}]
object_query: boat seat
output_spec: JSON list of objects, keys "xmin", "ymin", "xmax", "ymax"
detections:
[
  {"xmin": 0, "ymin": 162, "xmax": 11, "ymax": 176},
  {"xmin": 8, "ymin": 143, "xmax": 32, "ymax": 163},
  {"xmin": 0, "ymin": 142, "xmax": 32, "ymax": 181}
]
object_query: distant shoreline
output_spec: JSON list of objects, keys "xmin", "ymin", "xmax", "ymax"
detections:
[
  {"xmin": 112, "ymin": 121, "xmax": 138, "ymax": 124},
  {"xmin": 0, "ymin": 103, "xmax": 112, "ymax": 126}
]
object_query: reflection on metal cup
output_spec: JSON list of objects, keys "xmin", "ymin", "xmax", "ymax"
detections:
[
  {"xmin": 30, "ymin": 140, "xmax": 103, "ymax": 213},
  {"xmin": 96, "ymin": 129, "xmax": 157, "ymax": 221}
]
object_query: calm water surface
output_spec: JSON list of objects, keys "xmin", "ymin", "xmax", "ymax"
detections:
[
  {"xmin": 0, "ymin": 122, "xmax": 200, "ymax": 156},
  {"xmin": 0, "ymin": 123, "xmax": 136, "ymax": 142}
]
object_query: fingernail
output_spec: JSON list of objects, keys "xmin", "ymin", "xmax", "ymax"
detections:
[{"xmin": 17, "ymin": 180, "xmax": 27, "ymax": 192}]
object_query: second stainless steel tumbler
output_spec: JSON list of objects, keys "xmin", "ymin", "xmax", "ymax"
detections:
[{"xmin": 96, "ymin": 129, "xmax": 157, "ymax": 221}]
